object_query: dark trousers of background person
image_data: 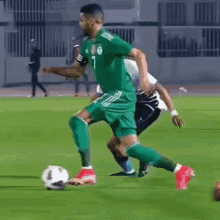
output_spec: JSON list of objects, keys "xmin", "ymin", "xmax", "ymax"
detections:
[
  {"xmin": 75, "ymin": 74, "xmax": 90, "ymax": 95},
  {"xmin": 31, "ymin": 68, "xmax": 47, "ymax": 97}
]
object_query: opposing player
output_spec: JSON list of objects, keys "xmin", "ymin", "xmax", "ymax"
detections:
[
  {"xmin": 92, "ymin": 61, "xmax": 184, "ymax": 178},
  {"xmin": 42, "ymin": 4, "xmax": 194, "ymax": 190}
]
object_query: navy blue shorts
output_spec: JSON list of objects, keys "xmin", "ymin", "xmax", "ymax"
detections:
[{"xmin": 135, "ymin": 101, "xmax": 161, "ymax": 136}]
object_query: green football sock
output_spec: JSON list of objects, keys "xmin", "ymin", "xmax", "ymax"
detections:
[
  {"xmin": 154, "ymin": 156, "xmax": 176, "ymax": 172},
  {"xmin": 78, "ymin": 149, "xmax": 90, "ymax": 167},
  {"xmin": 69, "ymin": 116, "xmax": 90, "ymax": 167},
  {"xmin": 126, "ymin": 143, "xmax": 176, "ymax": 172}
]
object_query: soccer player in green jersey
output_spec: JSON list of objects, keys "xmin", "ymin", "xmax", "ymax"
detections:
[{"xmin": 43, "ymin": 4, "xmax": 195, "ymax": 190}]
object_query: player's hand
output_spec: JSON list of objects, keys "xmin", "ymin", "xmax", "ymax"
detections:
[
  {"xmin": 172, "ymin": 115, "xmax": 184, "ymax": 127},
  {"xmin": 41, "ymin": 66, "xmax": 51, "ymax": 75}
]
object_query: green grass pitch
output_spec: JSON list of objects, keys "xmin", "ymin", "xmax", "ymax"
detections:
[{"xmin": 0, "ymin": 95, "xmax": 219, "ymax": 220}]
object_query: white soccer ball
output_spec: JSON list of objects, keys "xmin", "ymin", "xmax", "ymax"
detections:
[{"xmin": 42, "ymin": 165, "xmax": 69, "ymax": 190}]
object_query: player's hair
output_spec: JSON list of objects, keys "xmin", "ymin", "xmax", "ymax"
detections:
[{"xmin": 80, "ymin": 4, "xmax": 104, "ymax": 22}]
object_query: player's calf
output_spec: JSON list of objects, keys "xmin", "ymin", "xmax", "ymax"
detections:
[
  {"xmin": 107, "ymin": 137, "xmax": 136, "ymax": 176},
  {"xmin": 68, "ymin": 111, "xmax": 98, "ymax": 186},
  {"xmin": 120, "ymin": 136, "xmax": 194, "ymax": 190},
  {"xmin": 69, "ymin": 116, "xmax": 91, "ymax": 166}
]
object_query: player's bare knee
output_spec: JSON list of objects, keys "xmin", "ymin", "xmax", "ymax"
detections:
[
  {"xmin": 77, "ymin": 110, "xmax": 92, "ymax": 122},
  {"xmin": 69, "ymin": 110, "xmax": 92, "ymax": 125},
  {"xmin": 119, "ymin": 135, "xmax": 139, "ymax": 147}
]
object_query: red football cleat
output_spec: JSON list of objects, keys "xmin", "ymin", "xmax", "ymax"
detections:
[
  {"xmin": 68, "ymin": 168, "xmax": 97, "ymax": 186},
  {"xmin": 176, "ymin": 166, "xmax": 195, "ymax": 190}
]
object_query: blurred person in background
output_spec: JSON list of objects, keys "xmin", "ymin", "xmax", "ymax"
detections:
[
  {"xmin": 28, "ymin": 39, "xmax": 48, "ymax": 98},
  {"xmin": 66, "ymin": 38, "xmax": 90, "ymax": 97}
]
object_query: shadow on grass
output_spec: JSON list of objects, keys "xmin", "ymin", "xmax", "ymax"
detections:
[
  {"xmin": 0, "ymin": 175, "xmax": 40, "ymax": 179},
  {"xmin": 0, "ymin": 185, "xmax": 43, "ymax": 190},
  {"xmin": 0, "ymin": 185, "xmax": 73, "ymax": 191},
  {"xmin": 0, "ymin": 175, "xmax": 76, "ymax": 191}
]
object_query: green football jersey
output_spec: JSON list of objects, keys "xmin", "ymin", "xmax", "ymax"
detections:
[{"xmin": 81, "ymin": 28, "xmax": 136, "ymax": 95}]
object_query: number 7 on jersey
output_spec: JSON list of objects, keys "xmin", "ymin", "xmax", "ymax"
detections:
[{"xmin": 92, "ymin": 56, "xmax": 96, "ymax": 69}]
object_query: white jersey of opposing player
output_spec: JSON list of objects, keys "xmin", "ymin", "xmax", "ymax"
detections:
[{"xmin": 96, "ymin": 59, "xmax": 168, "ymax": 110}]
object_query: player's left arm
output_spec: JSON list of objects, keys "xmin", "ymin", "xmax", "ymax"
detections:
[
  {"xmin": 129, "ymin": 48, "xmax": 154, "ymax": 96},
  {"xmin": 155, "ymin": 82, "xmax": 184, "ymax": 127},
  {"xmin": 110, "ymin": 36, "xmax": 152, "ymax": 95}
]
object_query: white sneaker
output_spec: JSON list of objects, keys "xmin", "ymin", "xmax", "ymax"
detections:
[{"xmin": 27, "ymin": 95, "xmax": 35, "ymax": 98}]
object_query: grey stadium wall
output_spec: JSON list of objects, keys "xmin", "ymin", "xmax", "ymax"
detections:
[{"xmin": 2, "ymin": 0, "xmax": 220, "ymax": 88}]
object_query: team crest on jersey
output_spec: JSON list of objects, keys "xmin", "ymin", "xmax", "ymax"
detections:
[
  {"xmin": 91, "ymin": 45, "xmax": 96, "ymax": 55},
  {"xmin": 97, "ymin": 46, "xmax": 103, "ymax": 55}
]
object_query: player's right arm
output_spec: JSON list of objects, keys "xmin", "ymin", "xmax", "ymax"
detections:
[
  {"xmin": 42, "ymin": 52, "xmax": 88, "ymax": 79},
  {"xmin": 42, "ymin": 41, "xmax": 88, "ymax": 79},
  {"xmin": 42, "ymin": 61, "xmax": 85, "ymax": 79}
]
